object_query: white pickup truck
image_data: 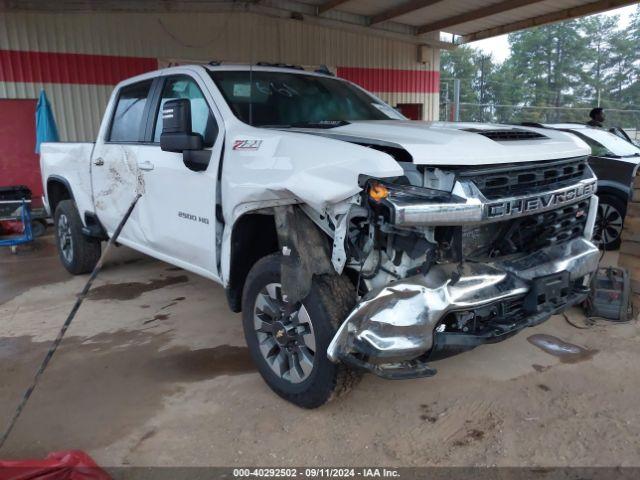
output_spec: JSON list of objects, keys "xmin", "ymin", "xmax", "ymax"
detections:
[{"xmin": 41, "ymin": 64, "xmax": 600, "ymax": 408}]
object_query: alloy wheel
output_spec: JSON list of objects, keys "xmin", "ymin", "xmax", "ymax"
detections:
[
  {"xmin": 594, "ymin": 202, "xmax": 623, "ymax": 247},
  {"xmin": 57, "ymin": 213, "xmax": 74, "ymax": 263},
  {"xmin": 253, "ymin": 283, "xmax": 316, "ymax": 384}
]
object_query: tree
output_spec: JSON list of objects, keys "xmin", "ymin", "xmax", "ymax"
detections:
[
  {"xmin": 507, "ymin": 20, "xmax": 588, "ymax": 119},
  {"xmin": 439, "ymin": 8, "xmax": 640, "ymax": 128},
  {"xmin": 610, "ymin": 5, "xmax": 640, "ymax": 109},
  {"xmin": 440, "ymin": 46, "xmax": 496, "ymax": 121},
  {"xmin": 580, "ymin": 14, "xmax": 619, "ymax": 107}
]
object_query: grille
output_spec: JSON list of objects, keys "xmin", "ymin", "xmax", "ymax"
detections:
[
  {"xmin": 463, "ymin": 200, "xmax": 590, "ymax": 258},
  {"xmin": 462, "ymin": 157, "xmax": 588, "ymax": 200},
  {"xmin": 464, "ymin": 128, "xmax": 547, "ymax": 141},
  {"xmin": 497, "ymin": 200, "xmax": 590, "ymax": 255}
]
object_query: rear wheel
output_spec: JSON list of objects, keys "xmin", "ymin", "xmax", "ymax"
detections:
[
  {"xmin": 242, "ymin": 254, "xmax": 361, "ymax": 408},
  {"xmin": 54, "ymin": 200, "xmax": 101, "ymax": 274},
  {"xmin": 594, "ymin": 194, "xmax": 626, "ymax": 251}
]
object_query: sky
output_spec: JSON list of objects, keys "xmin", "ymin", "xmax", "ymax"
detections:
[{"xmin": 467, "ymin": 4, "xmax": 637, "ymax": 63}]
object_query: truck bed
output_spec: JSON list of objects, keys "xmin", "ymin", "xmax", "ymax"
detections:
[{"xmin": 40, "ymin": 142, "xmax": 95, "ymax": 218}]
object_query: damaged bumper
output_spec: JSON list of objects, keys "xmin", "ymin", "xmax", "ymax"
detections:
[{"xmin": 327, "ymin": 237, "xmax": 599, "ymax": 379}]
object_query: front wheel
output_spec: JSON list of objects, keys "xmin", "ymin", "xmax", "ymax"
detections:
[
  {"xmin": 594, "ymin": 194, "xmax": 626, "ymax": 251},
  {"xmin": 242, "ymin": 254, "xmax": 361, "ymax": 408}
]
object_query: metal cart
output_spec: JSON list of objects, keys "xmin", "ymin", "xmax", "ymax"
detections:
[{"xmin": 0, "ymin": 186, "xmax": 35, "ymax": 253}]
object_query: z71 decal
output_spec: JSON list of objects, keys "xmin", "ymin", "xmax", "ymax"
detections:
[{"xmin": 233, "ymin": 139, "xmax": 263, "ymax": 151}]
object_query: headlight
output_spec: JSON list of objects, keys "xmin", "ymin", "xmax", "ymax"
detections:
[
  {"xmin": 367, "ymin": 179, "xmax": 456, "ymax": 204},
  {"xmin": 365, "ymin": 179, "xmax": 483, "ymax": 226}
]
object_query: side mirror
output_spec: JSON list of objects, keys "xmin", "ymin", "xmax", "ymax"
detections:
[{"xmin": 160, "ymin": 99, "xmax": 203, "ymax": 153}]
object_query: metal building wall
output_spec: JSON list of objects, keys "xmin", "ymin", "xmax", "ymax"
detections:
[{"xmin": 0, "ymin": 11, "xmax": 440, "ymax": 141}]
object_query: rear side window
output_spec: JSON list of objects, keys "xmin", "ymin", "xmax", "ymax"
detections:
[{"xmin": 109, "ymin": 80, "xmax": 153, "ymax": 142}]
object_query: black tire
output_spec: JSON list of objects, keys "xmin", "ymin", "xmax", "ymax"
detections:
[
  {"xmin": 242, "ymin": 254, "xmax": 361, "ymax": 408},
  {"xmin": 54, "ymin": 200, "xmax": 101, "ymax": 274},
  {"xmin": 595, "ymin": 194, "xmax": 626, "ymax": 251},
  {"xmin": 31, "ymin": 219, "xmax": 47, "ymax": 238}
]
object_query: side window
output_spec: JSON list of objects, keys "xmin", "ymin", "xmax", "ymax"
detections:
[
  {"xmin": 109, "ymin": 80, "xmax": 153, "ymax": 142},
  {"xmin": 154, "ymin": 76, "xmax": 218, "ymax": 147}
]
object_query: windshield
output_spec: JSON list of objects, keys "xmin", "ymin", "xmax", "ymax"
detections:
[
  {"xmin": 208, "ymin": 70, "xmax": 404, "ymax": 127},
  {"xmin": 572, "ymin": 128, "xmax": 640, "ymax": 157}
]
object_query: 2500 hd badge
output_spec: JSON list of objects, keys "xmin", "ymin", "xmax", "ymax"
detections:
[{"xmin": 178, "ymin": 211, "xmax": 210, "ymax": 225}]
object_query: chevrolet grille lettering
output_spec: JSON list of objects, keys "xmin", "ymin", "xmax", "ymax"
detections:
[{"xmin": 486, "ymin": 182, "xmax": 596, "ymax": 219}]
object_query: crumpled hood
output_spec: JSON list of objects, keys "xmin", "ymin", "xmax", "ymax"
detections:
[{"xmin": 288, "ymin": 120, "xmax": 591, "ymax": 165}]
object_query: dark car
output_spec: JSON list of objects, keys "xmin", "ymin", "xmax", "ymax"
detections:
[{"xmin": 523, "ymin": 123, "xmax": 640, "ymax": 250}]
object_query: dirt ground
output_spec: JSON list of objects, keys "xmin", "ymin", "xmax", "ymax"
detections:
[{"xmin": 1, "ymin": 234, "xmax": 639, "ymax": 467}]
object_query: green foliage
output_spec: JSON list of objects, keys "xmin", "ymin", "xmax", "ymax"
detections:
[{"xmin": 440, "ymin": 7, "xmax": 640, "ymax": 127}]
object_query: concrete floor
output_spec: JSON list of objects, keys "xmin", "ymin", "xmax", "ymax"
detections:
[{"xmin": 1, "ymin": 234, "xmax": 640, "ymax": 467}]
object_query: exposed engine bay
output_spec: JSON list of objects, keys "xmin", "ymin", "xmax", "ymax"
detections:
[{"xmin": 307, "ymin": 156, "xmax": 600, "ymax": 379}]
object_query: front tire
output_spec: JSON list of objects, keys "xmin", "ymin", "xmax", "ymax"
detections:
[
  {"xmin": 54, "ymin": 200, "xmax": 101, "ymax": 274},
  {"xmin": 594, "ymin": 194, "xmax": 626, "ymax": 251},
  {"xmin": 242, "ymin": 254, "xmax": 361, "ymax": 408}
]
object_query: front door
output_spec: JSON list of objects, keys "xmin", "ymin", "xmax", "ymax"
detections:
[{"xmin": 134, "ymin": 73, "xmax": 224, "ymax": 280}]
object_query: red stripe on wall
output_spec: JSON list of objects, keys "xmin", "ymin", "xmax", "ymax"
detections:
[
  {"xmin": 0, "ymin": 50, "xmax": 158, "ymax": 85},
  {"xmin": 337, "ymin": 67, "xmax": 439, "ymax": 94}
]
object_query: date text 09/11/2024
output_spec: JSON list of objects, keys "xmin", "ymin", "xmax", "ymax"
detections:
[{"xmin": 232, "ymin": 467, "xmax": 400, "ymax": 478}]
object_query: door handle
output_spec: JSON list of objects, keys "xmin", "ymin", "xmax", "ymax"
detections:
[
  {"xmin": 138, "ymin": 161, "xmax": 155, "ymax": 171},
  {"xmin": 94, "ymin": 157, "xmax": 104, "ymax": 166}
]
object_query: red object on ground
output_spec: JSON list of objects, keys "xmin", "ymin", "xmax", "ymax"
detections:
[
  {"xmin": 0, "ymin": 451, "xmax": 111, "ymax": 480},
  {"xmin": 0, "ymin": 221, "xmax": 24, "ymax": 235}
]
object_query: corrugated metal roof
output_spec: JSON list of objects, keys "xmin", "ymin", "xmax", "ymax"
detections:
[{"xmin": 4, "ymin": 0, "xmax": 638, "ymax": 43}]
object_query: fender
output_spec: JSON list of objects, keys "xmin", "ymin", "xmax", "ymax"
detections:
[{"xmin": 597, "ymin": 180, "xmax": 630, "ymax": 199}]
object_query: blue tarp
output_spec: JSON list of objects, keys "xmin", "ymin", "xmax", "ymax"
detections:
[{"xmin": 35, "ymin": 89, "xmax": 59, "ymax": 154}]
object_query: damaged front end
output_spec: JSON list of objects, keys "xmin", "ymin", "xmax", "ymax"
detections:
[{"xmin": 324, "ymin": 157, "xmax": 600, "ymax": 379}]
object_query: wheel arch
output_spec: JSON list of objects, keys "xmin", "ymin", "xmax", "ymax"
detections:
[
  {"xmin": 226, "ymin": 211, "xmax": 280, "ymax": 312},
  {"xmin": 225, "ymin": 204, "xmax": 338, "ymax": 314},
  {"xmin": 46, "ymin": 175, "xmax": 75, "ymax": 215},
  {"xmin": 597, "ymin": 181, "xmax": 629, "ymax": 203}
]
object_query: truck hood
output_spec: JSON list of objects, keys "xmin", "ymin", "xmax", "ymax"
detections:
[{"xmin": 286, "ymin": 121, "xmax": 590, "ymax": 165}]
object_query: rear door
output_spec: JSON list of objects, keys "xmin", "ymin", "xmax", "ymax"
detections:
[
  {"xmin": 133, "ymin": 71, "xmax": 224, "ymax": 280},
  {"xmin": 91, "ymin": 77, "xmax": 156, "ymax": 246}
]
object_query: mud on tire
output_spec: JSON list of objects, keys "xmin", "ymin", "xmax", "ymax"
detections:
[
  {"xmin": 241, "ymin": 253, "xmax": 362, "ymax": 408},
  {"xmin": 54, "ymin": 200, "xmax": 102, "ymax": 275}
]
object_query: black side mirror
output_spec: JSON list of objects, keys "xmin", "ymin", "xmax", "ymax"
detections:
[{"xmin": 160, "ymin": 99, "xmax": 203, "ymax": 153}]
